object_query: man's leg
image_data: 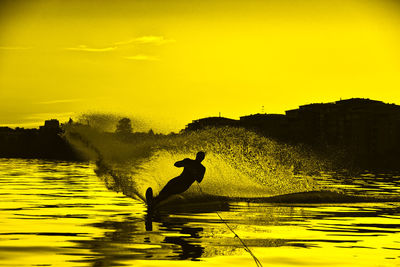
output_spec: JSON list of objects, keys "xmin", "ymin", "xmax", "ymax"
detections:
[{"xmin": 154, "ymin": 177, "xmax": 189, "ymax": 204}]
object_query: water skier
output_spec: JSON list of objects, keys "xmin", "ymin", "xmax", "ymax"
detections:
[{"xmin": 152, "ymin": 151, "xmax": 206, "ymax": 206}]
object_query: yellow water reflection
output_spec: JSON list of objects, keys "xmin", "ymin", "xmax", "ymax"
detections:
[{"xmin": 1, "ymin": 159, "xmax": 400, "ymax": 266}]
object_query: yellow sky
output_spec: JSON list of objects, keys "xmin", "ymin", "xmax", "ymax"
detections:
[{"xmin": 0, "ymin": 0, "xmax": 400, "ymax": 132}]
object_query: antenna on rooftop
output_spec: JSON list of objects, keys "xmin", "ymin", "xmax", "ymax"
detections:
[
  {"xmin": 219, "ymin": 112, "xmax": 221, "ymax": 117},
  {"xmin": 261, "ymin": 106, "xmax": 264, "ymax": 114}
]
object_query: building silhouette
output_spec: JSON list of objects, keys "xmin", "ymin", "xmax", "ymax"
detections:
[
  {"xmin": 185, "ymin": 117, "xmax": 238, "ymax": 131},
  {"xmin": 239, "ymin": 113, "xmax": 288, "ymax": 140},
  {"xmin": 285, "ymin": 99, "xmax": 400, "ymax": 158},
  {"xmin": 184, "ymin": 98, "xmax": 400, "ymax": 169},
  {"xmin": 39, "ymin": 119, "xmax": 62, "ymax": 133},
  {"xmin": 0, "ymin": 119, "xmax": 78, "ymax": 160}
]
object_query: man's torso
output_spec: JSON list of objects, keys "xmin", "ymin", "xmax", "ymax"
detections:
[{"xmin": 179, "ymin": 158, "xmax": 205, "ymax": 184}]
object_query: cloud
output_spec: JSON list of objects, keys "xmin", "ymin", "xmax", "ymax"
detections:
[
  {"xmin": 65, "ymin": 45, "xmax": 116, "ymax": 52},
  {"xmin": 64, "ymin": 35, "xmax": 174, "ymax": 54},
  {"xmin": 37, "ymin": 99, "xmax": 83, "ymax": 105},
  {"xmin": 115, "ymin": 36, "xmax": 175, "ymax": 46},
  {"xmin": 24, "ymin": 112, "xmax": 75, "ymax": 120},
  {"xmin": 124, "ymin": 54, "xmax": 159, "ymax": 61},
  {"xmin": 0, "ymin": 46, "xmax": 32, "ymax": 50},
  {"xmin": 135, "ymin": 36, "xmax": 174, "ymax": 45},
  {"xmin": 113, "ymin": 38, "xmax": 137, "ymax": 46}
]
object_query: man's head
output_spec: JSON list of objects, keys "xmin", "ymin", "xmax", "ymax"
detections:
[{"xmin": 195, "ymin": 151, "xmax": 205, "ymax": 162}]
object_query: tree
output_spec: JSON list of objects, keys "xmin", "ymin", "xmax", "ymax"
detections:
[{"xmin": 115, "ymin": 118, "xmax": 132, "ymax": 134}]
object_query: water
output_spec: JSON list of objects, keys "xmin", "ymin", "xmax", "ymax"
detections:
[{"xmin": 1, "ymin": 158, "xmax": 400, "ymax": 267}]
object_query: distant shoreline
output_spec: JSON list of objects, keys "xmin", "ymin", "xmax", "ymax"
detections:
[{"xmin": 2, "ymin": 98, "xmax": 400, "ymax": 171}]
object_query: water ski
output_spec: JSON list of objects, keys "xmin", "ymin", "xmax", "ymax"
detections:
[{"xmin": 145, "ymin": 187, "xmax": 154, "ymax": 211}]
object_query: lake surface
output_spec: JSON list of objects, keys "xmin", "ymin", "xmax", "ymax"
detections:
[{"xmin": 1, "ymin": 158, "xmax": 400, "ymax": 266}]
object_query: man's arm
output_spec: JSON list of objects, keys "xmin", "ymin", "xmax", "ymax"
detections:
[
  {"xmin": 174, "ymin": 158, "xmax": 189, "ymax": 167},
  {"xmin": 196, "ymin": 166, "xmax": 206, "ymax": 183}
]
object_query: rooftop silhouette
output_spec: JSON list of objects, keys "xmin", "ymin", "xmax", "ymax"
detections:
[
  {"xmin": 0, "ymin": 119, "xmax": 78, "ymax": 160},
  {"xmin": 185, "ymin": 98, "xmax": 400, "ymax": 169},
  {"xmin": 1, "ymin": 98, "xmax": 400, "ymax": 169}
]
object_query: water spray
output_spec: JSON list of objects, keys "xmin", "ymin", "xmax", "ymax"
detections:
[{"xmin": 65, "ymin": 129, "xmax": 145, "ymax": 201}]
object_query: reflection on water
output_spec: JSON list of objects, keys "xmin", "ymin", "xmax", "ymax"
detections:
[
  {"xmin": 315, "ymin": 171, "xmax": 400, "ymax": 197},
  {"xmin": 0, "ymin": 158, "xmax": 400, "ymax": 266}
]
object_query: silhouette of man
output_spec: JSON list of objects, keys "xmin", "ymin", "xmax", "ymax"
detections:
[{"xmin": 154, "ymin": 151, "xmax": 206, "ymax": 205}]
